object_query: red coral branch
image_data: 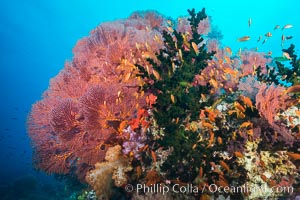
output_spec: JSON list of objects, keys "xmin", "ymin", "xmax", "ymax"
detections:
[
  {"xmin": 256, "ymin": 83, "xmax": 289, "ymax": 124},
  {"xmin": 80, "ymin": 85, "xmax": 107, "ymax": 130},
  {"xmin": 49, "ymin": 99, "xmax": 80, "ymax": 135},
  {"xmin": 255, "ymin": 83, "xmax": 295, "ymax": 144}
]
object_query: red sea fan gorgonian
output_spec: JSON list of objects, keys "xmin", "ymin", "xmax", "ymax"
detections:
[
  {"xmin": 27, "ymin": 11, "xmax": 166, "ymax": 180},
  {"xmin": 49, "ymin": 99, "xmax": 80, "ymax": 136},
  {"xmin": 255, "ymin": 83, "xmax": 296, "ymax": 145},
  {"xmin": 239, "ymin": 49, "xmax": 271, "ymax": 77}
]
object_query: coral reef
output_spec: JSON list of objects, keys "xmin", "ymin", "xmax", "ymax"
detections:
[{"xmin": 28, "ymin": 8, "xmax": 300, "ymax": 199}]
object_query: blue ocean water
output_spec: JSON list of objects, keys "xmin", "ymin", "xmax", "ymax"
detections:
[{"xmin": 0, "ymin": 0, "xmax": 299, "ymax": 199}]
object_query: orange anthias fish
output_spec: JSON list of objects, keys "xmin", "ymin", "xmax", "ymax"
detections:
[
  {"xmin": 219, "ymin": 160, "xmax": 230, "ymax": 172},
  {"xmin": 118, "ymin": 120, "xmax": 127, "ymax": 133},
  {"xmin": 124, "ymin": 70, "xmax": 133, "ymax": 82},
  {"xmin": 225, "ymin": 47, "xmax": 232, "ymax": 55},
  {"xmin": 191, "ymin": 42, "xmax": 199, "ymax": 55},
  {"xmin": 223, "ymin": 67, "xmax": 238, "ymax": 76},
  {"xmin": 265, "ymin": 32, "xmax": 272, "ymax": 37},
  {"xmin": 232, "ymin": 102, "xmax": 246, "ymax": 119},
  {"xmin": 238, "ymin": 36, "xmax": 251, "ymax": 42},
  {"xmin": 192, "ymin": 143, "xmax": 197, "ymax": 150},
  {"xmin": 137, "ymin": 108, "xmax": 146, "ymax": 119},
  {"xmin": 209, "ymin": 78, "xmax": 218, "ymax": 88},
  {"xmin": 286, "ymin": 85, "xmax": 300, "ymax": 93},
  {"xmin": 239, "ymin": 95, "xmax": 254, "ymax": 110},
  {"xmin": 234, "ymin": 101, "xmax": 246, "ymax": 112},
  {"xmin": 216, "ymin": 175, "xmax": 229, "ymax": 187},
  {"xmin": 261, "ymin": 174, "xmax": 267, "ymax": 182},
  {"xmin": 224, "ymin": 56, "xmax": 231, "ymax": 64},
  {"xmin": 146, "ymin": 94, "xmax": 157, "ymax": 108},
  {"xmin": 129, "ymin": 118, "xmax": 140, "ymax": 130},
  {"xmin": 202, "ymin": 122, "xmax": 214, "ymax": 129},
  {"xmin": 207, "ymin": 131, "xmax": 215, "ymax": 147},
  {"xmin": 199, "ymin": 109, "xmax": 206, "ymax": 119},
  {"xmin": 199, "ymin": 166, "xmax": 203, "ymax": 178},
  {"xmin": 136, "ymin": 166, "xmax": 142, "ymax": 178},
  {"xmin": 287, "ymin": 152, "xmax": 300, "ymax": 160},
  {"xmin": 247, "ymin": 129, "xmax": 254, "ymax": 136},
  {"xmin": 274, "ymin": 25, "xmax": 280, "ymax": 30},
  {"xmin": 282, "ymin": 24, "xmax": 293, "ymax": 30},
  {"xmin": 154, "ymin": 34, "xmax": 162, "ymax": 44},
  {"xmin": 205, "ymin": 108, "xmax": 218, "ymax": 122},
  {"xmin": 170, "ymin": 94, "xmax": 175, "ymax": 103},
  {"xmin": 151, "ymin": 150, "xmax": 157, "ymax": 164},
  {"xmin": 239, "ymin": 121, "xmax": 252, "ymax": 129},
  {"xmin": 152, "ymin": 69, "xmax": 161, "ymax": 80},
  {"xmin": 167, "ymin": 19, "xmax": 173, "ymax": 26},
  {"xmin": 234, "ymin": 151, "xmax": 243, "ymax": 158},
  {"xmin": 217, "ymin": 136, "xmax": 223, "ymax": 144},
  {"xmin": 167, "ymin": 26, "xmax": 174, "ymax": 33},
  {"xmin": 283, "ymin": 52, "xmax": 292, "ymax": 60}
]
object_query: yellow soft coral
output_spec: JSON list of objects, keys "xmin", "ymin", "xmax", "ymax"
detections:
[{"xmin": 85, "ymin": 145, "xmax": 132, "ymax": 198}]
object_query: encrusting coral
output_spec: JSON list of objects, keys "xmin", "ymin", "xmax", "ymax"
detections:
[{"xmin": 237, "ymin": 139, "xmax": 297, "ymax": 199}]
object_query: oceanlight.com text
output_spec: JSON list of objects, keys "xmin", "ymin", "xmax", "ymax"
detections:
[{"xmin": 125, "ymin": 183, "xmax": 294, "ymax": 196}]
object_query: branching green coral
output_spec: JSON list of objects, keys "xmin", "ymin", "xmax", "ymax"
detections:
[
  {"xmin": 281, "ymin": 44, "xmax": 300, "ymax": 85},
  {"xmin": 256, "ymin": 44, "xmax": 300, "ymax": 86},
  {"xmin": 256, "ymin": 64, "xmax": 279, "ymax": 85},
  {"xmin": 136, "ymin": 8, "xmax": 223, "ymax": 182}
]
